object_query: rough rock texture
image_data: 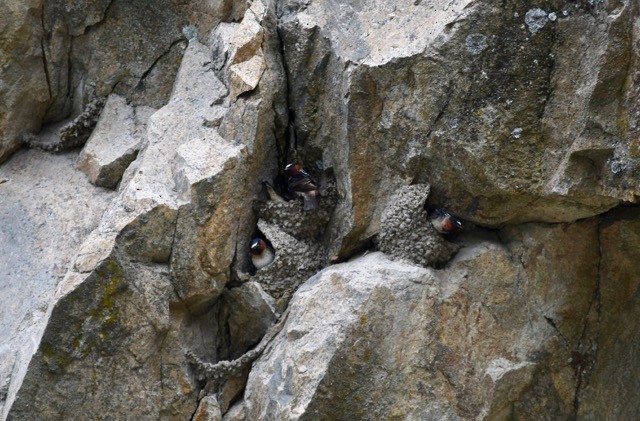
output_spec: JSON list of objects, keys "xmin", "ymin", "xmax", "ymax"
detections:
[
  {"xmin": 77, "ymin": 94, "xmax": 155, "ymax": 188},
  {"xmin": 3, "ymin": 0, "xmax": 287, "ymax": 418},
  {"xmin": 2, "ymin": 0, "xmax": 640, "ymax": 419},
  {"xmin": 279, "ymin": 0, "xmax": 640, "ymax": 258},
  {"xmin": 222, "ymin": 282, "xmax": 278, "ymax": 359},
  {"xmin": 193, "ymin": 396, "xmax": 223, "ymax": 421},
  {"xmin": 0, "ymin": 0, "xmax": 245, "ymax": 163},
  {"xmin": 0, "ymin": 1, "xmax": 50, "ymax": 162},
  {"xmin": 577, "ymin": 207, "xmax": 640, "ymax": 419},
  {"xmin": 244, "ymin": 221, "xmax": 601, "ymax": 420},
  {"xmin": 0, "ymin": 150, "xmax": 116, "ymax": 419}
]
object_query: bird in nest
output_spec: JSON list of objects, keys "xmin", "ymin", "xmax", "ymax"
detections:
[
  {"xmin": 285, "ymin": 162, "xmax": 319, "ymax": 211},
  {"xmin": 250, "ymin": 238, "xmax": 275, "ymax": 270},
  {"xmin": 428, "ymin": 208, "xmax": 463, "ymax": 234}
]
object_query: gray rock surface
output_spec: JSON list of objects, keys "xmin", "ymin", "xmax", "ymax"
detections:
[
  {"xmin": 0, "ymin": 0, "xmax": 238, "ymax": 163},
  {"xmin": 0, "ymin": 150, "xmax": 115, "ymax": 419},
  {"xmin": 244, "ymin": 218, "xmax": 604, "ymax": 420},
  {"xmin": 193, "ymin": 395, "xmax": 223, "ymax": 421},
  {"xmin": 278, "ymin": 0, "xmax": 640, "ymax": 258},
  {"xmin": 3, "ymin": 0, "xmax": 287, "ymax": 418},
  {"xmin": 77, "ymin": 94, "xmax": 154, "ymax": 188},
  {"xmin": 1, "ymin": 0, "xmax": 639, "ymax": 419}
]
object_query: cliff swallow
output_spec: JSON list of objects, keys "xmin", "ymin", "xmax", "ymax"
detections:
[
  {"xmin": 250, "ymin": 238, "xmax": 275, "ymax": 270},
  {"xmin": 285, "ymin": 163, "xmax": 319, "ymax": 211},
  {"xmin": 428, "ymin": 209, "xmax": 463, "ymax": 234},
  {"xmin": 263, "ymin": 181, "xmax": 286, "ymax": 203}
]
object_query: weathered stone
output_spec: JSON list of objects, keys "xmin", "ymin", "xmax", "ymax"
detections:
[
  {"xmin": 194, "ymin": 395, "xmax": 223, "ymax": 421},
  {"xmin": 279, "ymin": 0, "xmax": 640, "ymax": 259},
  {"xmin": 577, "ymin": 208, "xmax": 640, "ymax": 419},
  {"xmin": 223, "ymin": 401, "xmax": 246, "ymax": 421},
  {"xmin": 0, "ymin": 0, "xmax": 50, "ymax": 162},
  {"xmin": 0, "ymin": 0, "xmax": 239, "ymax": 164},
  {"xmin": 8, "ymin": 257, "xmax": 196, "ymax": 420},
  {"xmin": 3, "ymin": 1, "xmax": 287, "ymax": 418},
  {"xmin": 0, "ymin": 149, "xmax": 116, "ymax": 420},
  {"xmin": 77, "ymin": 94, "xmax": 154, "ymax": 189},
  {"xmin": 223, "ymin": 282, "xmax": 278, "ymax": 359},
  {"xmin": 245, "ymin": 216, "xmax": 603, "ymax": 419}
]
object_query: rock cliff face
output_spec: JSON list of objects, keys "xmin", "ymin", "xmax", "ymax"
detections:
[{"xmin": 0, "ymin": 0, "xmax": 639, "ymax": 420}]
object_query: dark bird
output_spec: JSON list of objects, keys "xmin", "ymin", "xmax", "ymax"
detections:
[
  {"xmin": 285, "ymin": 163, "xmax": 319, "ymax": 211},
  {"xmin": 428, "ymin": 209, "xmax": 463, "ymax": 234},
  {"xmin": 263, "ymin": 181, "xmax": 286, "ymax": 203},
  {"xmin": 250, "ymin": 238, "xmax": 275, "ymax": 270}
]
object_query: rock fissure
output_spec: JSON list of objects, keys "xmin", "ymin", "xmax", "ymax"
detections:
[
  {"xmin": 135, "ymin": 39, "xmax": 186, "ymax": 92},
  {"xmin": 572, "ymin": 216, "xmax": 604, "ymax": 416}
]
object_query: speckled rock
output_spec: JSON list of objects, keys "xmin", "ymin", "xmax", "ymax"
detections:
[
  {"xmin": 377, "ymin": 184, "xmax": 460, "ymax": 267},
  {"xmin": 279, "ymin": 0, "xmax": 640, "ymax": 259},
  {"xmin": 245, "ymin": 216, "xmax": 607, "ymax": 419},
  {"xmin": 194, "ymin": 396, "xmax": 223, "ymax": 421}
]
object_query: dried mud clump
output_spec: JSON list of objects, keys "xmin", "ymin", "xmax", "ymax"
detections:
[
  {"xmin": 251, "ymin": 183, "xmax": 339, "ymax": 307},
  {"xmin": 377, "ymin": 183, "xmax": 459, "ymax": 267},
  {"xmin": 27, "ymin": 97, "xmax": 106, "ymax": 152}
]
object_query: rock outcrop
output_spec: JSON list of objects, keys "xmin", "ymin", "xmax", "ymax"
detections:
[
  {"xmin": 278, "ymin": 0, "xmax": 640, "ymax": 258},
  {"xmin": 2, "ymin": 0, "xmax": 287, "ymax": 418},
  {"xmin": 1, "ymin": 0, "xmax": 639, "ymax": 420}
]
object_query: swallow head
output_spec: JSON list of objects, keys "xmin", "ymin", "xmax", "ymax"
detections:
[
  {"xmin": 285, "ymin": 163, "xmax": 301, "ymax": 177},
  {"xmin": 429, "ymin": 208, "xmax": 462, "ymax": 234},
  {"xmin": 250, "ymin": 238, "xmax": 265, "ymax": 255},
  {"xmin": 250, "ymin": 237, "xmax": 275, "ymax": 270}
]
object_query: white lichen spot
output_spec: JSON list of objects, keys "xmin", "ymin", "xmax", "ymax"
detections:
[
  {"xmin": 562, "ymin": 10, "xmax": 569, "ymax": 16},
  {"xmin": 548, "ymin": 12, "xmax": 557, "ymax": 21},
  {"xmin": 506, "ymin": 99, "xmax": 513, "ymax": 106},
  {"xmin": 514, "ymin": 12, "xmax": 519, "ymax": 18},
  {"xmin": 465, "ymin": 33, "xmax": 488, "ymax": 55},
  {"xmin": 449, "ymin": 119, "xmax": 458, "ymax": 129},
  {"xmin": 512, "ymin": 127, "xmax": 523, "ymax": 138},
  {"xmin": 182, "ymin": 24, "xmax": 199, "ymax": 42},
  {"xmin": 525, "ymin": 9, "xmax": 548, "ymax": 35}
]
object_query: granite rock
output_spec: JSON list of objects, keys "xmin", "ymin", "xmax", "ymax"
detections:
[{"xmin": 278, "ymin": 0, "xmax": 640, "ymax": 259}]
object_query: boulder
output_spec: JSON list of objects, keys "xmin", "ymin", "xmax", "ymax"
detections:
[
  {"xmin": 278, "ymin": 0, "xmax": 640, "ymax": 258},
  {"xmin": 245, "ymin": 217, "xmax": 603, "ymax": 419},
  {"xmin": 0, "ymin": 149, "xmax": 116, "ymax": 419}
]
